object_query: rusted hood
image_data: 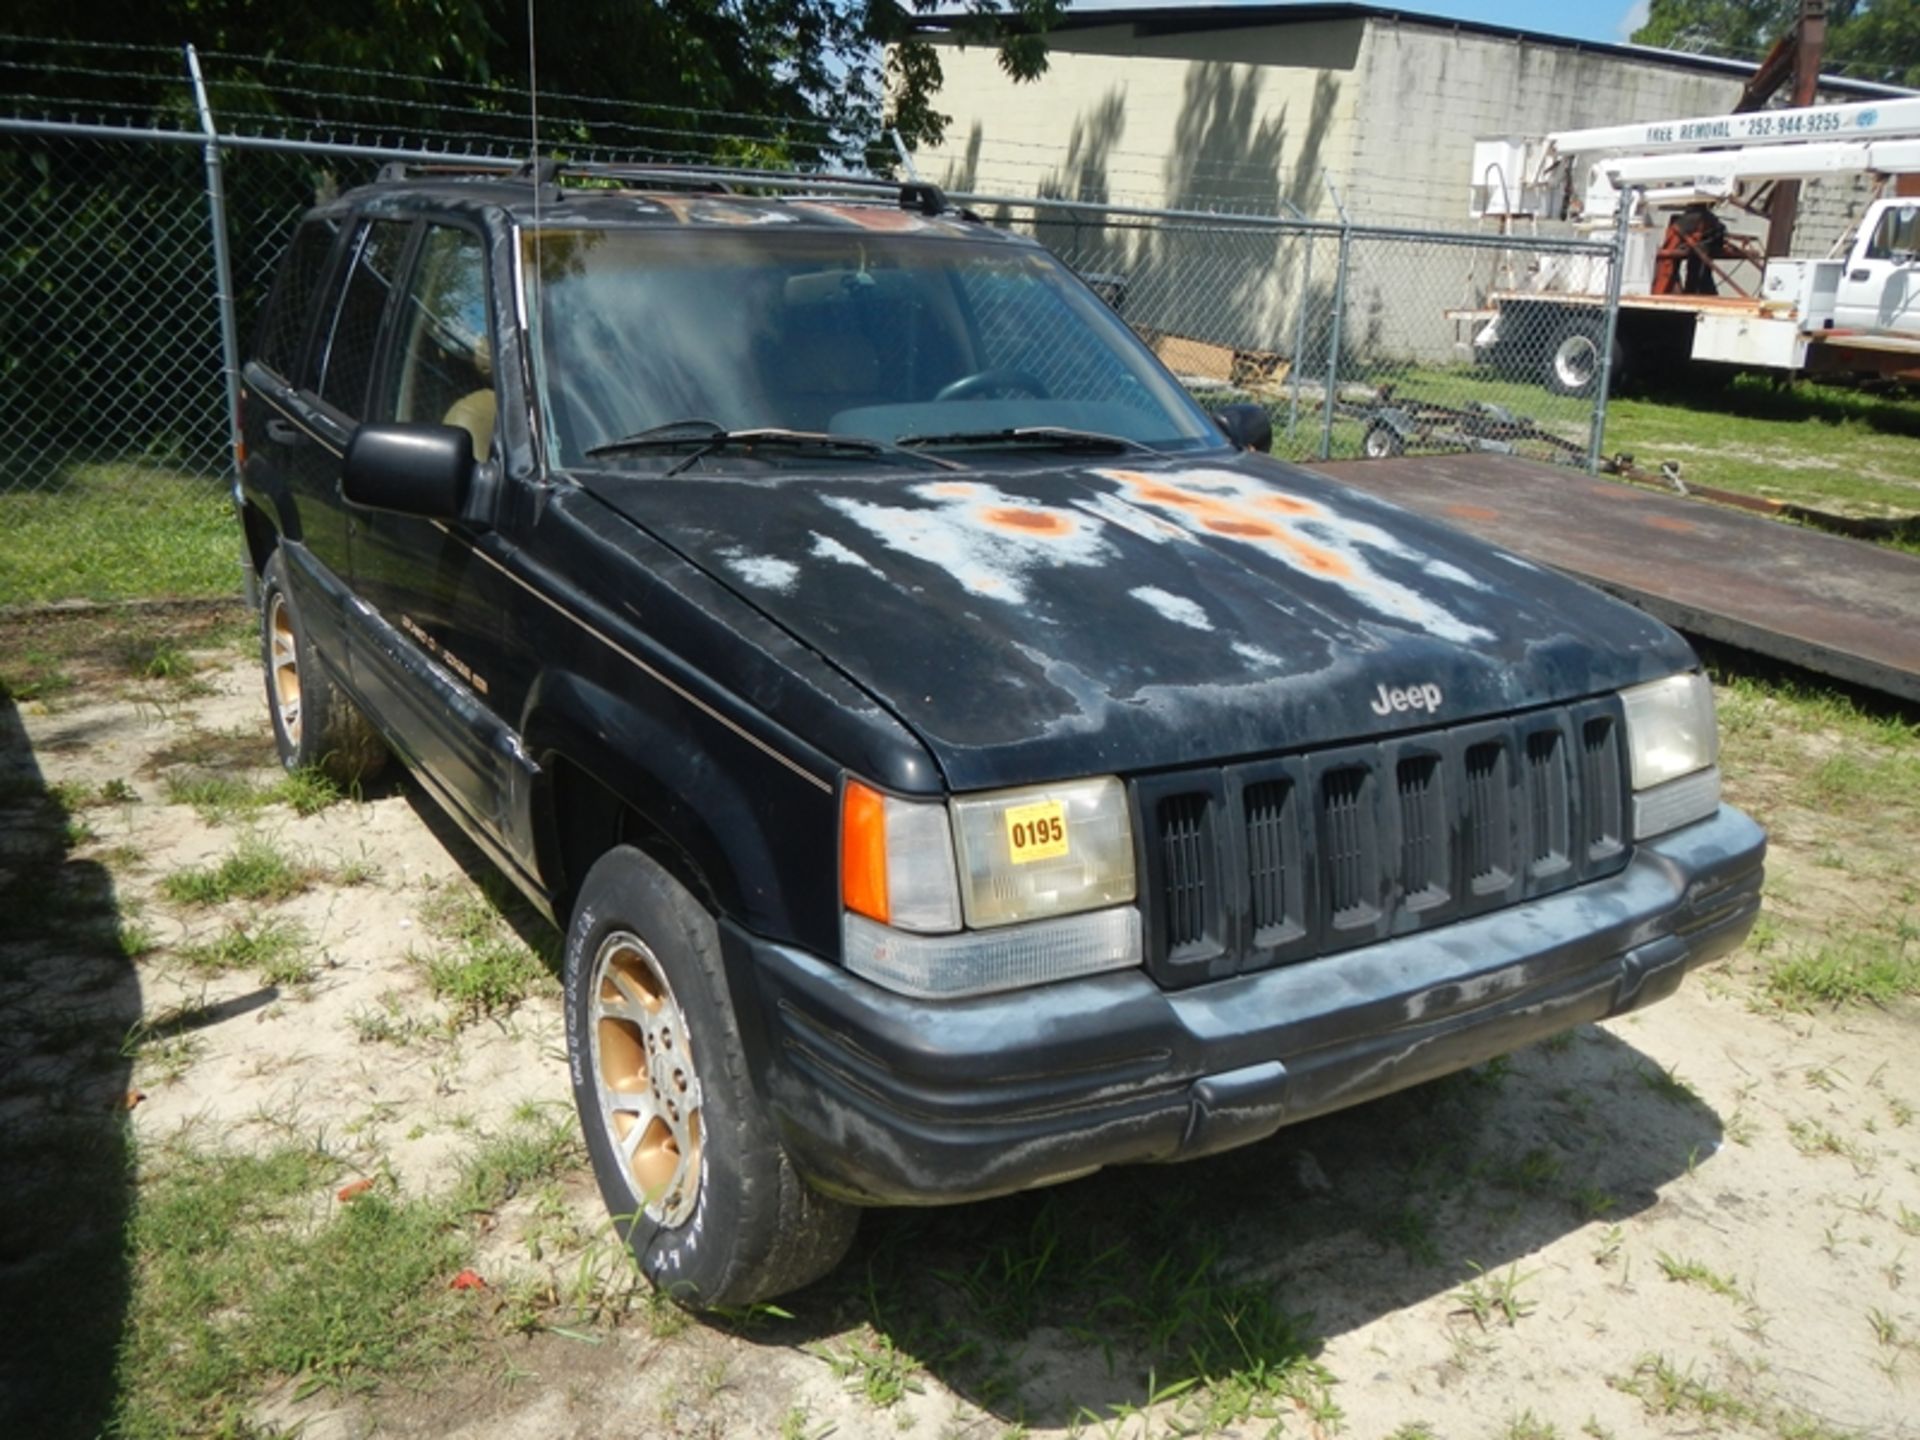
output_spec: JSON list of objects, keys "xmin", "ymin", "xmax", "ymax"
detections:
[{"xmin": 578, "ymin": 454, "xmax": 1697, "ymax": 791}]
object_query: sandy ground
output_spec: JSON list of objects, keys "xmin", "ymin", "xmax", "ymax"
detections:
[{"xmin": 8, "ymin": 631, "xmax": 1918, "ymax": 1440}]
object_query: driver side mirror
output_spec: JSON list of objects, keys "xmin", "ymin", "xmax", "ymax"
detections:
[
  {"xmin": 343, "ymin": 423, "xmax": 474, "ymax": 520},
  {"xmin": 1213, "ymin": 403, "xmax": 1273, "ymax": 454}
]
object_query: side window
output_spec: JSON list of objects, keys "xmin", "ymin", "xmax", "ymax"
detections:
[
  {"xmin": 1865, "ymin": 206, "xmax": 1920, "ymax": 262},
  {"xmin": 255, "ymin": 218, "xmax": 339, "ymax": 383},
  {"xmin": 318, "ymin": 218, "xmax": 412, "ymax": 418},
  {"xmin": 387, "ymin": 225, "xmax": 496, "ymax": 459}
]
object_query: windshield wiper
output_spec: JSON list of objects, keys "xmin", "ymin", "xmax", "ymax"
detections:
[
  {"xmin": 894, "ymin": 426, "xmax": 1156, "ymax": 455},
  {"xmin": 585, "ymin": 420, "xmax": 960, "ymax": 473}
]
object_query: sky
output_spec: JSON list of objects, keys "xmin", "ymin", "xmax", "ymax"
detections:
[{"xmin": 1072, "ymin": 0, "xmax": 1658, "ymax": 47}]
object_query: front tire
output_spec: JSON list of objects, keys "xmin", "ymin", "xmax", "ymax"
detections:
[
  {"xmin": 259, "ymin": 551, "xmax": 388, "ymax": 783},
  {"xmin": 564, "ymin": 846, "xmax": 857, "ymax": 1309}
]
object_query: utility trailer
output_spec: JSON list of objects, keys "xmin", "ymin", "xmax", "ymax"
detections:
[{"xmin": 1466, "ymin": 96, "xmax": 1920, "ymax": 393}]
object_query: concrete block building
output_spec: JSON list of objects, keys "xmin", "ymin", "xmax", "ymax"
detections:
[{"xmin": 912, "ymin": 3, "xmax": 1911, "ymax": 249}]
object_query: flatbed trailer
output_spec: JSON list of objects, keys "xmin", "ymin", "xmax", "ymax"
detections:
[{"xmin": 1314, "ymin": 452, "xmax": 1920, "ymax": 704}]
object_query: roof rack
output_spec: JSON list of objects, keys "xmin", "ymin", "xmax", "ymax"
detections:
[
  {"xmin": 374, "ymin": 158, "xmax": 517, "ymax": 184},
  {"xmin": 367, "ymin": 157, "xmax": 974, "ymax": 222}
]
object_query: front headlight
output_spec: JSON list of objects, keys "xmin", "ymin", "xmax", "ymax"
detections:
[
  {"xmin": 839, "ymin": 775, "xmax": 1140, "ymax": 997},
  {"xmin": 950, "ymin": 777, "xmax": 1137, "ymax": 927},
  {"xmin": 1621, "ymin": 672, "xmax": 1721, "ymax": 838}
]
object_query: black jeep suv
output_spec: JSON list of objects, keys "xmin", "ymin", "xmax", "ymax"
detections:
[{"xmin": 236, "ymin": 165, "xmax": 1765, "ymax": 1306}]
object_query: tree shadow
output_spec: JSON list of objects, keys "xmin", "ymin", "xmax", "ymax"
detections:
[
  {"xmin": 0, "ymin": 690, "xmax": 143, "ymax": 1439},
  {"xmin": 763, "ymin": 1022, "xmax": 1721, "ymax": 1428}
]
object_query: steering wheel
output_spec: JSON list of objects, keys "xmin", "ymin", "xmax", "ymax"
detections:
[{"xmin": 933, "ymin": 367, "xmax": 1051, "ymax": 402}]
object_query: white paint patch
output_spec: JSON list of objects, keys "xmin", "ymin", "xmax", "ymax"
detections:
[
  {"xmin": 1423, "ymin": 559, "xmax": 1488, "ymax": 590},
  {"xmin": 809, "ymin": 533, "xmax": 882, "ymax": 574},
  {"xmin": 1071, "ymin": 492, "xmax": 1197, "ymax": 545},
  {"xmin": 720, "ymin": 550, "xmax": 799, "ymax": 593},
  {"xmin": 1094, "ymin": 466, "xmax": 1495, "ymax": 645},
  {"xmin": 1129, "ymin": 585, "xmax": 1212, "ymax": 631},
  {"xmin": 1233, "ymin": 641, "xmax": 1285, "ymax": 670},
  {"xmin": 823, "ymin": 482, "xmax": 1110, "ymax": 605}
]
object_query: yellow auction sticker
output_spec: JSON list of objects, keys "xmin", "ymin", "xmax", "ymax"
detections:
[{"xmin": 1004, "ymin": 799, "xmax": 1070, "ymax": 863}]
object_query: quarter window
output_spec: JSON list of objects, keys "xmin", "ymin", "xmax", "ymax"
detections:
[
  {"xmin": 255, "ymin": 218, "xmax": 338, "ymax": 384},
  {"xmin": 388, "ymin": 226, "xmax": 495, "ymax": 460},
  {"xmin": 318, "ymin": 219, "xmax": 412, "ymax": 417}
]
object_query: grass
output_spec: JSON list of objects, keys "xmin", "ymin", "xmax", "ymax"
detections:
[
  {"xmin": 1603, "ymin": 374, "xmax": 1920, "ymax": 519},
  {"xmin": 104, "ymin": 1113, "xmax": 591, "ymax": 1439},
  {"xmin": 175, "ymin": 916, "xmax": 312, "ymax": 981},
  {"xmin": 0, "ymin": 459, "xmax": 240, "ymax": 607},
  {"xmin": 415, "ymin": 880, "xmax": 558, "ymax": 1024},
  {"xmin": 159, "ymin": 835, "xmax": 322, "ymax": 907},
  {"xmin": 164, "ymin": 766, "xmax": 348, "ymax": 823}
]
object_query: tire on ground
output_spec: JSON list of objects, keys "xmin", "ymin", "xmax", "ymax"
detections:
[
  {"xmin": 1362, "ymin": 421, "xmax": 1406, "ymax": 459},
  {"xmin": 1543, "ymin": 312, "xmax": 1625, "ymax": 398},
  {"xmin": 258, "ymin": 550, "xmax": 389, "ymax": 783},
  {"xmin": 564, "ymin": 844, "xmax": 858, "ymax": 1309}
]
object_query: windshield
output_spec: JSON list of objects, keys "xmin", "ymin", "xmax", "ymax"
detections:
[{"xmin": 522, "ymin": 225, "xmax": 1221, "ymax": 469}]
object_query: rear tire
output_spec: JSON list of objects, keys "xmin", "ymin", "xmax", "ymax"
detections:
[
  {"xmin": 564, "ymin": 845, "xmax": 857, "ymax": 1309},
  {"xmin": 1543, "ymin": 315, "xmax": 1624, "ymax": 398},
  {"xmin": 259, "ymin": 551, "xmax": 388, "ymax": 783},
  {"xmin": 1362, "ymin": 422, "xmax": 1406, "ymax": 459}
]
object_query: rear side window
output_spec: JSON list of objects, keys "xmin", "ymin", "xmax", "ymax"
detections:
[
  {"xmin": 255, "ymin": 219, "xmax": 338, "ymax": 383},
  {"xmin": 318, "ymin": 219, "xmax": 412, "ymax": 418}
]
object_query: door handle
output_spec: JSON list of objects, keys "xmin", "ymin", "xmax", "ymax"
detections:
[
  {"xmin": 265, "ymin": 418, "xmax": 307, "ymax": 445},
  {"xmin": 1850, "ymin": 269, "xmax": 1872, "ymax": 282}
]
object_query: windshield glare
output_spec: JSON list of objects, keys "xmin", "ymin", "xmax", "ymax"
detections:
[{"xmin": 523, "ymin": 226, "xmax": 1220, "ymax": 469}]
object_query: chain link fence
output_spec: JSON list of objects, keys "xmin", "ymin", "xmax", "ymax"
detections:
[
  {"xmin": 0, "ymin": 42, "xmax": 1620, "ymax": 607},
  {"xmin": 971, "ymin": 196, "xmax": 1618, "ymax": 468}
]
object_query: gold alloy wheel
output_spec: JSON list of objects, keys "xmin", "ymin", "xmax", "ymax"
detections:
[
  {"xmin": 589, "ymin": 931, "xmax": 704, "ymax": 1227},
  {"xmin": 267, "ymin": 592, "xmax": 302, "ymax": 746}
]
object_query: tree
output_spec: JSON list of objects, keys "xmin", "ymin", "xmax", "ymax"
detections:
[
  {"xmin": 2, "ymin": 0, "xmax": 1066, "ymax": 152},
  {"xmin": 1631, "ymin": 0, "xmax": 1920, "ymax": 90}
]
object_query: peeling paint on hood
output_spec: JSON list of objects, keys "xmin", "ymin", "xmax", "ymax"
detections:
[{"xmin": 577, "ymin": 452, "xmax": 1697, "ymax": 790}]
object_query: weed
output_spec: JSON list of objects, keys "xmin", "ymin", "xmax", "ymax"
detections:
[
  {"xmin": 1868, "ymin": 1308, "xmax": 1902, "ymax": 1347},
  {"xmin": 1655, "ymin": 1251, "xmax": 1746, "ymax": 1304},
  {"xmin": 1612, "ymin": 1353, "xmax": 1756, "ymax": 1424},
  {"xmin": 1787, "ymin": 1119, "xmax": 1876, "ymax": 1175},
  {"xmin": 1636, "ymin": 1064, "xmax": 1697, "ymax": 1105},
  {"xmin": 100, "ymin": 777, "xmax": 138, "ymax": 805},
  {"xmin": 1385, "ymin": 1426, "xmax": 1440, "ymax": 1440},
  {"xmin": 117, "ymin": 920, "xmax": 161, "ymax": 960},
  {"xmin": 175, "ymin": 917, "xmax": 310, "ymax": 982},
  {"xmin": 1766, "ymin": 936, "xmax": 1920, "ymax": 1010},
  {"xmin": 1898, "ymin": 1204, "xmax": 1920, "ymax": 1237},
  {"xmin": 1592, "ymin": 1225, "xmax": 1625, "ymax": 1268},
  {"xmin": 348, "ymin": 997, "xmax": 431, "ymax": 1047},
  {"xmin": 1452, "ymin": 1262, "xmax": 1538, "ymax": 1329},
  {"xmin": 1572, "ymin": 1185, "xmax": 1618, "ymax": 1220},
  {"xmin": 1504, "ymin": 1411, "xmax": 1559, "ymax": 1440},
  {"xmin": 159, "ymin": 835, "xmax": 319, "ymax": 906},
  {"xmin": 810, "ymin": 1329, "xmax": 924, "ymax": 1409},
  {"xmin": 416, "ymin": 883, "xmax": 556, "ymax": 1024}
]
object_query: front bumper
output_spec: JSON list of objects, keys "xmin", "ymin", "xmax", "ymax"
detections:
[{"xmin": 730, "ymin": 804, "xmax": 1765, "ymax": 1206}]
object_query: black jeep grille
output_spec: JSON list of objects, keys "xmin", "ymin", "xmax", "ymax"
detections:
[{"xmin": 1134, "ymin": 697, "xmax": 1630, "ymax": 987}]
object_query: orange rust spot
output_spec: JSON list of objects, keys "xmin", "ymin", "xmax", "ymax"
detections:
[
  {"xmin": 1645, "ymin": 514, "xmax": 1698, "ymax": 534},
  {"xmin": 1207, "ymin": 518, "xmax": 1283, "ymax": 539},
  {"xmin": 983, "ymin": 506, "xmax": 1073, "ymax": 536},
  {"xmin": 1258, "ymin": 493, "xmax": 1318, "ymax": 516},
  {"xmin": 1445, "ymin": 504, "xmax": 1498, "ymax": 522},
  {"xmin": 926, "ymin": 482, "xmax": 976, "ymax": 499}
]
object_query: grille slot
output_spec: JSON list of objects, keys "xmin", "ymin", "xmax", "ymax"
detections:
[
  {"xmin": 1320, "ymin": 764, "xmax": 1378, "ymax": 926},
  {"xmin": 1463, "ymin": 739, "xmax": 1513, "ymax": 892},
  {"xmin": 1157, "ymin": 792, "xmax": 1211, "ymax": 951},
  {"xmin": 1525, "ymin": 728, "xmax": 1571, "ymax": 874},
  {"xmin": 1580, "ymin": 716, "xmax": 1624, "ymax": 861},
  {"xmin": 1245, "ymin": 777, "xmax": 1299, "ymax": 941},
  {"xmin": 1396, "ymin": 754, "xmax": 1447, "ymax": 905}
]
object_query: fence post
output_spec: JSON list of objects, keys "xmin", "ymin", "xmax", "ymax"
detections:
[
  {"xmin": 1286, "ymin": 233, "xmax": 1314, "ymax": 445},
  {"xmin": 1318, "ymin": 221, "xmax": 1352, "ymax": 462},
  {"xmin": 185, "ymin": 45, "xmax": 250, "ymax": 597},
  {"xmin": 1586, "ymin": 186, "xmax": 1634, "ymax": 474}
]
